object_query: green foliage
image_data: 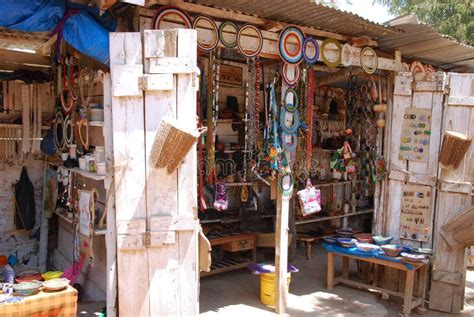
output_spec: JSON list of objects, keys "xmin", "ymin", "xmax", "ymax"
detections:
[{"xmin": 374, "ymin": 0, "xmax": 473, "ymax": 46}]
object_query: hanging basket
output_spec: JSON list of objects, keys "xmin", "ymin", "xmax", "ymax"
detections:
[
  {"xmin": 439, "ymin": 131, "xmax": 472, "ymax": 170},
  {"xmin": 150, "ymin": 117, "xmax": 202, "ymax": 174},
  {"xmin": 440, "ymin": 206, "xmax": 474, "ymax": 250}
]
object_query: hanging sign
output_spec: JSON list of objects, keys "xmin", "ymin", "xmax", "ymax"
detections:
[
  {"xmin": 400, "ymin": 184, "xmax": 431, "ymax": 242},
  {"xmin": 399, "ymin": 108, "xmax": 431, "ymax": 162}
]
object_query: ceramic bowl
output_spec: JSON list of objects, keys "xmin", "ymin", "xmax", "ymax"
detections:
[
  {"xmin": 372, "ymin": 235, "xmax": 393, "ymax": 246},
  {"xmin": 43, "ymin": 278, "xmax": 69, "ymax": 292},
  {"xmin": 381, "ymin": 244, "xmax": 402, "ymax": 257},
  {"xmin": 400, "ymin": 252, "xmax": 428, "ymax": 262},
  {"xmin": 13, "ymin": 281, "xmax": 42, "ymax": 296},
  {"xmin": 323, "ymin": 236, "xmax": 337, "ymax": 244},
  {"xmin": 356, "ymin": 242, "xmax": 380, "ymax": 253},
  {"xmin": 354, "ymin": 233, "xmax": 373, "ymax": 244},
  {"xmin": 337, "ymin": 238, "xmax": 357, "ymax": 248}
]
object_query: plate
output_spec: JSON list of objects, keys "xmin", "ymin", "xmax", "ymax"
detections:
[{"xmin": 400, "ymin": 252, "xmax": 427, "ymax": 262}]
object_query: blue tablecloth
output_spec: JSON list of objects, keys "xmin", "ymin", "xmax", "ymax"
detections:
[{"xmin": 323, "ymin": 243, "xmax": 415, "ymax": 270}]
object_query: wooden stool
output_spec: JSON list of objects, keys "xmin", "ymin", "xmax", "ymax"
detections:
[{"xmin": 297, "ymin": 234, "xmax": 316, "ymax": 259}]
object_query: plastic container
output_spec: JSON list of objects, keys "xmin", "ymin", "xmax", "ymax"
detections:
[
  {"xmin": 96, "ymin": 162, "xmax": 106, "ymax": 175},
  {"xmin": 78, "ymin": 157, "xmax": 86, "ymax": 170},
  {"xmin": 260, "ymin": 273, "xmax": 291, "ymax": 307},
  {"xmin": 89, "ymin": 106, "xmax": 104, "ymax": 122},
  {"xmin": 61, "ymin": 153, "xmax": 68, "ymax": 161},
  {"xmin": 88, "ymin": 157, "xmax": 96, "ymax": 173},
  {"xmin": 94, "ymin": 146, "xmax": 105, "ymax": 163},
  {"xmin": 68, "ymin": 144, "xmax": 77, "ymax": 159}
]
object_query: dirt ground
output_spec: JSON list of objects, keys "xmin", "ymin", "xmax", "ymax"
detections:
[{"xmin": 199, "ymin": 244, "xmax": 474, "ymax": 317}]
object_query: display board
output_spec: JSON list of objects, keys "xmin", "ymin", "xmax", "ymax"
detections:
[
  {"xmin": 399, "ymin": 108, "xmax": 432, "ymax": 162},
  {"xmin": 400, "ymin": 184, "xmax": 431, "ymax": 242}
]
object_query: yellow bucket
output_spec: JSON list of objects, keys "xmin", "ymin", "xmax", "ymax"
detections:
[{"xmin": 260, "ymin": 273, "xmax": 291, "ymax": 307}]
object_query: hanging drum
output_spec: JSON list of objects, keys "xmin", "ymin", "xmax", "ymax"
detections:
[
  {"xmin": 303, "ymin": 36, "xmax": 319, "ymax": 65},
  {"xmin": 283, "ymin": 88, "xmax": 299, "ymax": 112},
  {"xmin": 237, "ymin": 24, "xmax": 263, "ymax": 58},
  {"xmin": 341, "ymin": 43, "xmax": 353, "ymax": 67},
  {"xmin": 193, "ymin": 15, "xmax": 219, "ymax": 51},
  {"xmin": 218, "ymin": 21, "xmax": 239, "ymax": 48},
  {"xmin": 281, "ymin": 62, "xmax": 301, "ymax": 86},
  {"xmin": 278, "ymin": 26, "xmax": 305, "ymax": 64},
  {"xmin": 152, "ymin": 5, "xmax": 192, "ymax": 30},
  {"xmin": 321, "ymin": 38, "xmax": 342, "ymax": 67},
  {"xmin": 360, "ymin": 47, "xmax": 378, "ymax": 74}
]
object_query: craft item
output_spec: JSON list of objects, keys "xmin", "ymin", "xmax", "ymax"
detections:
[
  {"xmin": 152, "ymin": 5, "xmax": 192, "ymax": 29},
  {"xmin": 283, "ymin": 88, "xmax": 299, "ymax": 112},
  {"xmin": 69, "ymin": 144, "xmax": 77, "ymax": 159},
  {"xmin": 281, "ymin": 132, "xmax": 297, "ymax": 156},
  {"xmin": 337, "ymin": 238, "xmax": 356, "ymax": 248},
  {"xmin": 61, "ymin": 153, "xmax": 68, "ymax": 161},
  {"xmin": 63, "ymin": 115, "xmax": 74, "ymax": 147},
  {"xmin": 255, "ymin": 61, "xmax": 261, "ymax": 140},
  {"xmin": 248, "ymin": 59, "xmax": 257, "ymax": 154},
  {"xmin": 78, "ymin": 157, "xmax": 86, "ymax": 170},
  {"xmin": 218, "ymin": 21, "xmax": 239, "ymax": 48},
  {"xmin": 281, "ymin": 63, "xmax": 301, "ymax": 87},
  {"xmin": 297, "ymin": 179, "xmax": 321, "ymax": 216},
  {"xmin": 13, "ymin": 281, "xmax": 42, "ymax": 296},
  {"xmin": 88, "ymin": 157, "xmax": 96, "ymax": 173},
  {"xmin": 213, "ymin": 182, "xmax": 228, "ymax": 210},
  {"xmin": 94, "ymin": 146, "xmax": 105, "ymax": 163},
  {"xmin": 206, "ymin": 53, "xmax": 216, "ymax": 183},
  {"xmin": 400, "ymin": 184, "xmax": 431, "ymax": 242},
  {"xmin": 340, "ymin": 43, "xmax": 353, "ymax": 66},
  {"xmin": 381, "ymin": 245, "xmax": 402, "ymax": 257},
  {"xmin": 323, "ymin": 236, "xmax": 337, "ymax": 244},
  {"xmin": 193, "ymin": 15, "xmax": 219, "ymax": 51},
  {"xmin": 150, "ymin": 116, "xmax": 201, "ymax": 173},
  {"xmin": 399, "ymin": 108, "xmax": 431, "ymax": 162},
  {"xmin": 305, "ymin": 69, "xmax": 314, "ymax": 171},
  {"xmin": 79, "ymin": 190, "xmax": 92, "ymax": 236},
  {"xmin": 303, "ymin": 37, "xmax": 319, "ymax": 64},
  {"xmin": 360, "ymin": 47, "xmax": 378, "ymax": 74},
  {"xmin": 439, "ymin": 206, "xmax": 474, "ymax": 250},
  {"xmin": 280, "ymin": 107, "xmax": 300, "ymax": 134},
  {"xmin": 400, "ymin": 252, "xmax": 427, "ymax": 262},
  {"xmin": 278, "ymin": 26, "xmax": 305, "ymax": 64},
  {"xmin": 439, "ymin": 131, "xmax": 472, "ymax": 169},
  {"xmin": 43, "ymin": 278, "xmax": 69, "ymax": 292},
  {"xmin": 321, "ymin": 38, "xmax": 342, "ymax": 67},
  {"xmin": 353, "ymin": 233, "xmax": 373, "ymax": 244},
  {"xmin": 279, "ymin": 173, "xmax": 294, "ymax": 195},
  {"xmin": 78, "ymin": 118, "xmax": 89, "ymax": 150},
  {"xmin": 410, "ymin": 61, "xmax": 424, "ymax": 73},
  {"xmin": 372, "ymin": 236, "xmax": 393, "ymax": 245},
  {"xmin": 356, "ymin": 243, "xmax": 380, "ymax": 253},
  {"xmin": 54, "ymin": 112, "xmax": 65, "ymax": 151},
  {"xmin": 342, "ymin": 141, "xmax": 352, "ymax": 160},
  {"xmin": 237, "ymin": 24, "xmax": 263, "ymax": 58},
  {"xmin": 78, "ymin": 64, "xmax": 93, "ymax": 107}
]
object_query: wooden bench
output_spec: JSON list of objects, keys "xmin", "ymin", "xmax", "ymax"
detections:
[{"xmin": 297, "ymin": 234, "xmax": 316, "ymax": 259}]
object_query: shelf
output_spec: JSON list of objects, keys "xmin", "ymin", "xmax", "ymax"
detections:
[
  {"xmin": 200, "ymin": 213, "xmax": 275, "ymax": 224},
  {"xmin": 89, "ymin": 121, "xmax": 104, "ymax": 127},
  {"xmin": 202, "ymin": 119, "xmax": 243, "ymax": 125},
  {"xmin": 200, "ymin": 259, "xmax": 252, "ymax": 277},
  {"xmin": 295, "ymin": 209, "xmax": 374, "ymax": 225},
  {"xmin": 225, "ymin": 181, "xmax": 258, "ymax": 187},
  {"xmin": 313, "ymin": 148, "xmax": 337, "ymax": 153},
  {"xmin": 47, "ymin": 161, "xmax": 106, "ymax": 181},
  {"xmin": 0, "ymin": 124, "xmax": 50, "ymax": 130}
]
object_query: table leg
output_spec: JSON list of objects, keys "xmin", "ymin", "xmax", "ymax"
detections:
[
  {"xmin": 372, "ymin": 264, "xmax": 380, "ymax": 287},
  {"xmin": 306, "ymin": 242, "xmax": 312, "ymax": 260},
  {"xmin": 342, "ymin": 256, "xmax": 349, "ymax": 279},
  {"xmin": 403, "ymin": 269, "xmax": 415, "ymax": 316},
  {"xmin": 418, "ymin": 265, "xmax": 428, "ymax": 306},
  {"xmin": 327, "ymin": 252, "xmax": 335, "ymax": 290}
]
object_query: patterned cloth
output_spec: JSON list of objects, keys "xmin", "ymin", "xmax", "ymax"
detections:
[{"xmin": 0, "ymin": 285, "xmax": 77, "ymax": 317}]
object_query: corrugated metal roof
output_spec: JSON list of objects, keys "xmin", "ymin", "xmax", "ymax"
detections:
[
  {"xmin": 189, "ymin": 0, "xmax": 401, "ymax": 39},
  {"xmin": 379, "ymin": 14, "xmax": 474, "ymax": 72}
]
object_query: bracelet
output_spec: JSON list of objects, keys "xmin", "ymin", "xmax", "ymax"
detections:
[
  {"xmin": 78, "ymin": 118, "xmax": 89, "ymax": 150},
  {"xmin": 283, "ymin": 87, "xmax": 299, "ymax": 112},
  {"xmin": 278, "ymin": 173, "xmax": 294, "ymax": 194},
  {"xmin": 341, "ymin": 43, "xmax": 353, "ymax": 67},
  {"xmin": 237, "ymin": 24, "xmax": 263, "ymax": 58},
  {"xmin": 63, "ymin": 115, "xmax": 74, "ymax": 147},
  {"xmin": 360, "ymin": 47, "xmax": 378, "ymax": 74},
  {"xmin": 321, "ymin": 38, "xmax": 342, "ymax": 67},
  {"xmin": 193, "ymin": 15, "xmax": 219, "ymax": 52},
  {"xmin": 54, "ymin": 112, "xmax": 65, "ymax": 151},
  {"xmin": 278, "ymin": 25, "xmax": 305, "ymax": 64},
  {"xmin": 280, "ymin": 107, "xmax": 300, "ymax": 134},
  {"xmin": 152, "ymin": 5, "xmax": 192, "ymax": 30},
  {"xmin": 218, "ymin": 21, "xmax": 239, "ymax": 48},
  {"xmin": 303, "ymin": 36, "xmax": 319, "ymax": 65},
  {"xmin": 281, "ymin": 62, "xmax": 301, "ymax": 87}
]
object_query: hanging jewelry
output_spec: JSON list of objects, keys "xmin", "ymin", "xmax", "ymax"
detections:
[{"xmin": 306, "ymin": 68, "xmax": 314, "ymax": 172}]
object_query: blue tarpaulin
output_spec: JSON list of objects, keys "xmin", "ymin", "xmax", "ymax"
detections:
[{"xmin": 0, "ymin": 0, "xmax": 115, "ymax": 65}]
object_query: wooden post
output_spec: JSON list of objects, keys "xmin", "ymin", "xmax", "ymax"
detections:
[
  {"xmin": 327, "ymin": 252, "xmax": 335, "ymax": 290},
  {"xmin": 275, "ymin": 188, "xmax": 290, "ymax": 314},
  {"xmin": 103, "ymin": 73, "xmax": 117, "ymax": 317}
]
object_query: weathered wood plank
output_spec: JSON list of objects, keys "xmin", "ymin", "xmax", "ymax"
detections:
[{"xmin": 275, "ymin": 190, "xmax": 290, "ymax": 314}]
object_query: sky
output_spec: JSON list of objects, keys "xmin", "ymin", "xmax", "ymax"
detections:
[{"xmin": 335, "ymin": 0, "xmax": 395, "ymax": 24}]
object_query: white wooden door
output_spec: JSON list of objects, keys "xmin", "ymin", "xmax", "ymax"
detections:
[
  {"xmin": 385, "ymin": 72, "xmax": 444, "ymax": 249},
  {"xmin": 429, "ymin": 73, "xmax": 474, "ymax": 313},
  {"xmin": 110, "ymin": 29, "xmax": 199, "ymax": 316}
]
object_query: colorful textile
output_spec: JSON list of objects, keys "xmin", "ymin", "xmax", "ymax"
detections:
[
  {"xmin": 323, "ymin": 243, "xmax": 415, "ymax": 270},
  {"xmin": 0, "ymin": 285, "xmax": 77, "ymax": 317}
]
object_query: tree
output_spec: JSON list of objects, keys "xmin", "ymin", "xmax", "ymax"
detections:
[{"xmin": 374, "ymin": 0, "xmax": 473, "ymax": 46}]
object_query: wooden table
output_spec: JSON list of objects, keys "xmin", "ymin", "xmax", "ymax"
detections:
[
  {"xmin": 327, "ymin": 251, "xmax": 429, "ymax": 316},
  {"xmin": 201, "ymin": 232, "xmax": 257, "ymax": 277},
  {"xmin": 0, "ymin": 285, "xmax": 78, "ymax": 317}
]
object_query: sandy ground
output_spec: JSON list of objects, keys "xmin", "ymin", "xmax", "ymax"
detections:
[{"xmin": 199, "ymin": 244, "xmax": 474, "ymax": 317}]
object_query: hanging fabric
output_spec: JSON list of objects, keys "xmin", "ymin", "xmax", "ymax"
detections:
[{"xmin": 14, "ymin": 167, "xmax": 36, "ymax": 230}]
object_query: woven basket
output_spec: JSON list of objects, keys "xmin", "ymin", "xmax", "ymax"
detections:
[
  {"xmin": 439, "ymin": 131, "xmax": 472, "ymax": 170},
  {"xmin": 440, "ymin": 206, "xmax": 474, "ymax": 249},
  {"xmin": 150, "ymin": 117, "xmax": 201, "ymax": 173}
]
